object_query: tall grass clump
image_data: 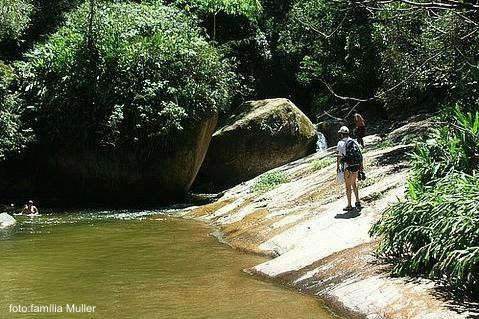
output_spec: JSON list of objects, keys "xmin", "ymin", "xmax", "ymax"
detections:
[
  {"xmin": 311, "ymin": 158, "xmax": 334, "ymax": 171},
  {"xmin": 251, "ymin": 171, "xmax": 289, "ymax": 193},
  {"xmin": 370, "ymin": 106, "xmax": 479, "ymax": 294}
]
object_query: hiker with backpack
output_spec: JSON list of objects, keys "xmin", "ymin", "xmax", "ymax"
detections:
[{"xmin": 336, "ymin": 126, "xmax": 364, "ymax": 211}]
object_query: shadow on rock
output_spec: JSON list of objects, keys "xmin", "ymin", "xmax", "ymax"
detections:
[
  {"xmin": 375, "ymin": 145, "xmax": 412, "ymax": 166},
  {"xmin": 335, "ymin": 209, "xmax": 361, "ymax": 219},
  {"xmin": 399, "ymin": 276, "xmax": 479, "ymax": 316}
]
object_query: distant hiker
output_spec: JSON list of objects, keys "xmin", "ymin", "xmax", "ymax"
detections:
[
  {"xmin": 336, "ymin": 126, "xmax": 362, "ymax": 211},
  {"xmin": 22, "ymin": 200, "xmax": 39, "ymax": 216},
  {"xmin": 351, "ymin": 111, "xmax": 366, "ymax": 147}
]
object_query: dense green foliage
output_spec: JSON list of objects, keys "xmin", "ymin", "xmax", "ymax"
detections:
[
  {"xmin": 1, "ymin": 1, "xmax": 478, "ymax": 124},
  {"xmin": 408, "ymin": 108, "xmax": 479, "ymax": 193},
  {"xmin": 4, "ymin": 0, "xmax": 477, "ymax": 149},
  {"xmin": 375, "ymin": 5, "xmax": 479, "ymax": 111},
  {"xmin": 169, "ymin": 0, "xmax": 270, "ymax": 103},
  {"xmin": 17, "ymin": 1, "xmax": 238, "ymax": 151},
  {"xmin": 279, "ymin": 0, "xmax": 380, "ymax": 115},
  {"xmin": 271, "ymin": 0, "xmax": 479, "ymax": 118},
  {"xmin": 0, "ymin": 0, "xmax": 33, "ymax": 44},
  {"xmin": 251, "ymin": 171, "xmax": 289, "ymax": 193},
  {"xmin": 0, "ymin": 62, "xmax": 33, "ymax": 160},
  {"xmin": 166, "ymin": 0, "xmax": 479, "ymax": 120},
  {"xmin": 0, "ymin": 0, "xmax": 83, "ymax": 61},
  {"xmin": 371, "ymin": 108, "xmax": 479, "ymax": 293},
  {"xmin": 173, "ymin": 0, "xmax": 262, "ymax": 20}
]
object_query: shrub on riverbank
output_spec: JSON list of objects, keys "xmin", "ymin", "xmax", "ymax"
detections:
[
  {"xmin": 371, "ymin": 107, "xmax": 479, "ymax": 294},
  {"xmin": 18, "ymin": 1, "xmax": 238, "ymax": 152},
  {"xmin": 0, "ymin": 62, "xmax": 33, "ymax": 160},
  {"xmin": 0, "ymin": 0, "xmax": 32, "ymax": 44}
]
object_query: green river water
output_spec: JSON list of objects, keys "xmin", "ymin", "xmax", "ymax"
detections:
[{"xmin": 0, "ymin": 210, "xmax": 338, "ymax": 319}]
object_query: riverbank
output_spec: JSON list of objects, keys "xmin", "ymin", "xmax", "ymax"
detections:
[{"xmin": 184, "ymin": 120, "xmax": 479, "ymax": 319}]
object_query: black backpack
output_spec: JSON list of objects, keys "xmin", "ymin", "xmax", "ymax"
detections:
[{"xmin": 344, "ymin": 139, "xmax": 363, "ymax": 166}]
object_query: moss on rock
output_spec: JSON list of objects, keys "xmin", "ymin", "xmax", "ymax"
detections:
[{"xmin": 201, "ymin": 98, "xmax": 317, "ymax": 187}]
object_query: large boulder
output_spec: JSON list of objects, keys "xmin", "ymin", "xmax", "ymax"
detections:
[
  {"xmin": 0, "ymin": 113, "xmax": 218, "ymax": 204},
  {"xmin": 200, "ymin": 98, "xmax": 317, "ymax": 187},
  {"xmin": 44, "ymin": 114, "xmax": 218, "ymax": 203},
  {"xmin": 0, "ymin": 213, "xmax": 16, "ymax": 229},
  {"xmin": 316, "ymin": 119, "xmax": 347, "ymax": 147}
]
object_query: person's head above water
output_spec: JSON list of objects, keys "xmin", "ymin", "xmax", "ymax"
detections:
[{"xmin": 28, "ymin": 200, "xmax": 33, "ymax": 206}]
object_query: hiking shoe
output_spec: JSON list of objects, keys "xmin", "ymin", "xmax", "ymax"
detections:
[
  {"xmin": 343, "ymin": 206, "xmax": 353, "ymax": 211},
  {"xmin": 355, "ymin": 202, "xmax": 362, "ymax": 209}
]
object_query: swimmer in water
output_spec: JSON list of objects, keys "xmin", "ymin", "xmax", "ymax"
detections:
[{"xmin": 24, "ymin": 200, "xmax": 39, "ymax": 216}]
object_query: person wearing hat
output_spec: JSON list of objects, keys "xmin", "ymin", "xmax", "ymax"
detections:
[{"xmin": 336, "ymin": 126, "xmax": 361, "ymax": 211}]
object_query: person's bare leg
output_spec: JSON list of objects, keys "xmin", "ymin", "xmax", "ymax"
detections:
[
  {"xmin": 351, "ymin": 171, "xmax": 359, "ymax": 204},
  {"xmin": 345, "ymin": 171, "xmax": 352, "ymax": 208}
]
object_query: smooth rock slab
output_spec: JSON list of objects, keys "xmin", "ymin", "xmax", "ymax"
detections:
[{"xmin": 0, "ymin": 213, "xmax": 16, "ymax": 229}]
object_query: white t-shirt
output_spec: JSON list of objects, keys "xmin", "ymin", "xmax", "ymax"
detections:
[{"xmin": 337, "ymin": 137, "xmax": 351, "ymax": 157}]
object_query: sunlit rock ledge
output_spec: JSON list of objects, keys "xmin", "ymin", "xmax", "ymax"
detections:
[{"xmin": 186, "ymin": 121, "xmax": 478, "ymax": 319}]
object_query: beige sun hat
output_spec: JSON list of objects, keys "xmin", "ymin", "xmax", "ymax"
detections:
[{"xmin": 338, "ymin": 126, "xmax": 349, "ymax": 134}]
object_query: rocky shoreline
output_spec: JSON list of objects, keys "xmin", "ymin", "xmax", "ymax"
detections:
[{"xmin": 183, "ymin": 123, "xmax": 478, "ymax": 319}]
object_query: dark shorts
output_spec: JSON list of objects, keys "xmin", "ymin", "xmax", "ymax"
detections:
[
  {"xmin": 346, "ymin": 165, "xmax": 360, "ymax": 173},
  {"xmin": 355, "ymin": 126, "xmax": 366, "ymax": 138}
]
